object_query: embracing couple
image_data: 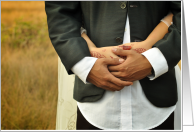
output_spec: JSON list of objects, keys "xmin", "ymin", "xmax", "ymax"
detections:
[{"xmin": 45, "ymin": 1, "xmax": 181, "ymax": 130}]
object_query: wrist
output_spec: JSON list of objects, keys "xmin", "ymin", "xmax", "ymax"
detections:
[
  {"xmin": 136, "ymin": 40, "xmax": 152, "ymax": 50},
  {"xmin": 142, "ymin": 55, "xmax": 152, "ymax": 75},
  {"xmin": 144, "ymin": 39, "xmax": 156, "ymax": 48},
  {"xmin": 90, "ymin": 47, "xmax": 97, "ymax": 51}
]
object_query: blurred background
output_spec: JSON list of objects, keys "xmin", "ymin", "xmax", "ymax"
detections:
[
  {"xmin": 1, "ymin": 1, "xmax": 58, "ymax": 130},
  {"xmin": 1, "ymin": 1, "xmax": 181, "ymax": 130}
]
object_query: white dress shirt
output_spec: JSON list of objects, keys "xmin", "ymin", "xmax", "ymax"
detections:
[{"xmin": 71, "ymin": 16, "xmax": 176, "ymax": 130}]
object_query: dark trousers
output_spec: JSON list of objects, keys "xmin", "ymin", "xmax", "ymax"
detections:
[{"xmin": 76, "ymin": 107, "xmax": 174, "ymax": 130}]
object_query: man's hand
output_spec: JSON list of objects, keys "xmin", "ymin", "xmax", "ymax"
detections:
[
  {"xmin": 87, "ymin": 58, "xmax": 133, "ymax": 91},
  {"xmin": 108, "ymin": 48, "xmax": 152, "ymax": 82}
]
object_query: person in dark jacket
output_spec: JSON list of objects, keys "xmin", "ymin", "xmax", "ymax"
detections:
[{"xmin": 45, "ymin": 1, "xmax": 181, "ymax": 130}]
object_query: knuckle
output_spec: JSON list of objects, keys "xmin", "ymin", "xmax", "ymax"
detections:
[
  {"xmin": 124, "ymin": 67, "xmax": 129, "ymax": 71},
  {"xmin": 121, "ymin": 67, "xmax": 128, "ymax": 71},
  {"xmin": 119, "ymin": 67, "xmax": 125, "ymax": 72},
  {"xmin": 103, "ymin": 75, "xmax": 109, "ymax": 81},
  {"xmin": 99, "ymin": 82, "xmax": 106, "ymax": 88},
  {"xmin": 109, "ymin": 86, "xmax": 114, "ymax": 90},
  {"xmin": 121, "ymin": 73, "xmax": 127, "ymax": 78},
  {"xmin": 119, "ymin": 69, "xmax": 124, "ymax": 73},
  {"xmin": 113, "ymin": 58, "xmax": 119, "ymax": 63},
  {"xmin": 100, "ymin": 58, "xmax": 106, "ymax": 64},
  {"xmin": 118, "ymin": 83, "xmax": 123, "ymax": 87},
  {"xmin": 102, "ymin": 81, "xmax": 108, "ymax": 87}
]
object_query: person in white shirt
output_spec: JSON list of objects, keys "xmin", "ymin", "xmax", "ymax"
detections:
[{"xmin": 70, "ymin": 12, "xmax": 181, "ymax": 130}]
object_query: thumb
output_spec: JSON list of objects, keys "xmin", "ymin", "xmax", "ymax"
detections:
[
  {"xmin": 103, "ymin": 58, "xmax": 125, "ymax": 65},
  {"xmin": 112, "ymin": 48, "xmax": 129, "ymax": 56}
]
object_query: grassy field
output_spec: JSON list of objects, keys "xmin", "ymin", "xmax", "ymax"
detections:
[
  {"xmin": 1, "ymin": 1, "xmax": 181, "ymax": 130},
  {"xmin": 1, "ymin": 1, "xmax": 58, "ymax": 130}
]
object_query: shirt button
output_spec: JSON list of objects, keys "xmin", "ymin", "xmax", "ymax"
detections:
[
  {"xmin": 115, "ymin": 37, "xmax": 123, "ymax": 43},
  {"xmin": 130, "ymin": 5, "xmax": 138, "ymax": 7},
  {"xmin": 120, "ymin": 3, "xmax": 126, "ymax": 9}
]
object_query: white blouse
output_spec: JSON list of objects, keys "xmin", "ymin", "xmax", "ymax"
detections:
[{"xmin": 71, "ymin": 16, "xmax": 181, "ymax": 130}]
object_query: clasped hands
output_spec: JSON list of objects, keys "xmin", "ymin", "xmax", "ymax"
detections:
[{"xmin": 87, "ymin": 42, "xmax": 153, "ymax": 91}]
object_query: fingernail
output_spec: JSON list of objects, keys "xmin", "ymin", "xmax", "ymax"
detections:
[
  {"xmin": 119, "ymin": 58, "xmax": 124, "ymax": 63},
  {"xmin": 112, "ymin": 48, "xmax": 117, "ymax": 52},
  {"xmin": 123, "ymin": 46, "xmax": 131, "ymax": 50}
]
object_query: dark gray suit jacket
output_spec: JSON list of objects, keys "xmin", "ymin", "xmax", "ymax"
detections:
[{"xmin": 45, "ymin": 1, "xmax": 181, "ymax": 107}]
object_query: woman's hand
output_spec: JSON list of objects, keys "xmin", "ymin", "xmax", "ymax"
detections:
[
  {"xmin": 90, "ymin": 46, "xmax": 125, "ymax": 59},
  {"xmin": 89, "ymin": 40, "xmax": 151, "ymax": 60},
  {"xmin": 81, "ymin": 32, "xmax": 127, "ymax": 59},
  {"xmin": 118, "ymin": 40, "xmax": 152, "ymax": 53}
]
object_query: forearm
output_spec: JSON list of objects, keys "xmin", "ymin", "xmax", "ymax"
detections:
[
  {"xmin": 153, "ymin": 1, "xmax": 181, "ymax": 70},
  {"xmin": 81, "ymin": 32, "xmax": 119, "ymax": 59},
  {"xmin": 145, "ymin": 13, "xmax": 173, "ymax": 47},
  {"xmin": 81, "ymin": 32, "xmax": 97, "ymax": 50},
  {"xmin": 117, "ymin": 12, "xmax": 174, "ymax": 54},
  {"xmin": 80, "ymin": 12, "xmax": 174, "ymax": 60},
  {"xmin": 45, "ymin": 1, "xmax": 91, "ymax": 74}
]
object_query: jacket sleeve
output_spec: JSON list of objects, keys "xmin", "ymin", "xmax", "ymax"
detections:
[
  {"xmin": 153, "ymin": 1, "xmax": 181, "ymax": 71},
  {"xmin": 45, "ymin": 1, "xmax": 91, "ymax": 74}
]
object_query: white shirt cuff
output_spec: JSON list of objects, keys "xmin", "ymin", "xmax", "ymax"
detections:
[
  {"xmin": 71, "ymin": 57, "xmax": 98, "ymax": 84},
  {"xmin": 141, "ymin": 47, "xmax": 168, "ymax": 80}
]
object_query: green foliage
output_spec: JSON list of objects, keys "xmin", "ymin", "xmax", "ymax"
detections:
[{"xmin": 1, "ymin": 17, "xmax": 49, "ymax": 49}]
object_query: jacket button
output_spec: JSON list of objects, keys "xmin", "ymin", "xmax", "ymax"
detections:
[
  {"xmin": 115, "ymin": 37, "xmax": 123, "ymax": 43},
  {"xmin": 120, "ymin": 3, "xmax": 126, "ymax": 9}
]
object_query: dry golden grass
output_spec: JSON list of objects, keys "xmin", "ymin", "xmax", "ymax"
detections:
[
  {"xmin": 1, "ymin": 1, "xmax": 46, "ymax": 26},
  {"xmin": 1, "ymin": 1, "xmax": 58, "ymax": 130}
]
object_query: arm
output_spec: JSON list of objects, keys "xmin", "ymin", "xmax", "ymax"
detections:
[
  {"xmin": 45, "ymin": 1, "xmax": 90, "ymax": 75},
  {"xmin": 153, "ymin": 1, "xmax": 181, "ymax": 71},
  {"xmin": 108, "ymin": 1, "xmax": 181, "ymax": 82},
  {"xmin": 118, "ymin": 12, "xmax": 174, "ymax": 53},
  {"xmin": 45, "ymin": 1, "xmax": 132, "ymax": 91},
  {"xmin": 81, "ymin": 12, "xmax": 173, "ymax": 58},
  {"xmin": 81, "ymin": 32, "xmax": 120, "ymax": 59}
]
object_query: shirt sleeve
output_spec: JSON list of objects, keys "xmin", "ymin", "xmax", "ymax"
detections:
[
  {"xmin": 71, "ymin": 57, "xmax": 98, "ymax": 84},
  {"xmin": 141, "ymin": 47, "xmax": 168, "ymax": 80}
]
